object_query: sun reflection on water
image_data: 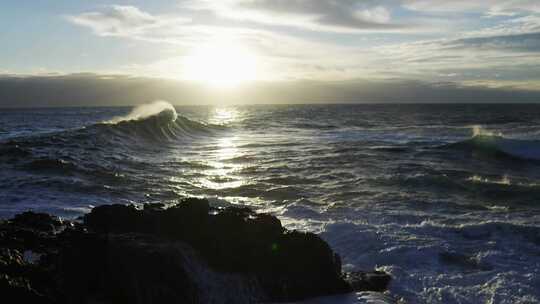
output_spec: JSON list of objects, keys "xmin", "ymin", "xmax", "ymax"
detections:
[
  {"xmin": 198, "ymin": 107, "xmax": 247, "ymax": 191},
  {"xmin": 209, "ymin": 107, "xmax": 240, "ymax": 125}
]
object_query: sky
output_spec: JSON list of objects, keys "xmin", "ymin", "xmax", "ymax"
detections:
[{"xmin": 1, "ymin": 0, "xmax": 540, "ymax": 106}]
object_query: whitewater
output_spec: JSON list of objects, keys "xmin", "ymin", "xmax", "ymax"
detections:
[{"xmin": 1, "ymin": 102, "xmax": 540, "ymax": 303}]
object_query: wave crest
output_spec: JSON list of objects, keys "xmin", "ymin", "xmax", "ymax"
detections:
[
  {"xmin": 471, "ymin": 125, "xmax": 503, "ymax": 137},
  {"xmin": 443, "ymin": 126, "xmax": 540, "ymax": 160},
  {"xmin": 95, "ymin": 101, "xmax": 222, "ymax": 143},
  {"xmin": 3, "ymin": 101, "xmax": 224, "ymax": 157},
  {"xmin": 105, "ymin": 100, "xmax": 178, "ymax": 124}
]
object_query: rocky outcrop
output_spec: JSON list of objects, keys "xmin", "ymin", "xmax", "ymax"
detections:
[
  {"xmin": 0, "ymin": 213, "xmax": 61, "ymax": 304},
  {"xmin": 0, "ymin": 199, "xmax": 391, "ymax": 303}
]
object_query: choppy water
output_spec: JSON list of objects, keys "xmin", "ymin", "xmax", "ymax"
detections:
[{"xmin": 1, "ymin": 102, "xmax": 540, "ymax": 303}]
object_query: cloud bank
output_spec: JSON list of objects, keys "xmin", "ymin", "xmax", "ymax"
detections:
[{"xmin": 1, "ymin": 74, "xmax": 539, "ymax": 108}]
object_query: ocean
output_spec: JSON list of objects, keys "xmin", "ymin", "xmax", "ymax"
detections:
[{"xmin": 1, "ymin": 102, "xmax": 539, "ymax": 303}]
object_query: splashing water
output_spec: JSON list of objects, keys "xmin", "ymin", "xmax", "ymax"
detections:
[
  {"xmin": 471, "ymin": 125, "xmax": 503, "ymax": 137},
  {"xmin": 468, "ymin": 174, "xmax": 511, "ymax": 186},
  {"xmin": 106, "ymin": 100, "xmax": 178, "ymax": 124}
]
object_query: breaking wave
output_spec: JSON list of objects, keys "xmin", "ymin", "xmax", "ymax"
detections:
[
  {"xmin": 105, "ymin": 100, "xmax": 178, "ymax": 124},
  {"xmin": 5, "ymin": 101, "xmax": 223, "ymax": 150},
  {"xmin": 443, "ymin": 125, "xmax": 540, "ymax": 160},
  {"xmin": 95, "ymin": 100, "xmax": 222, "ymax": 143},
  {"xmin": 1, "ymin": 101, "xmax": 225, "ymax": 176}
]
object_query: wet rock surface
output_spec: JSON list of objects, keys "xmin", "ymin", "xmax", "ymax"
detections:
[{"xmin": 0, "ymin": 198, "xmax": 391, "ymax": 303}]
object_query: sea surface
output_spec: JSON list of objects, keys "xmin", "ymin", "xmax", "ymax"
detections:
[{"xmin": 1, "ymin": 102, "xmax": 540, "ymax": 303}]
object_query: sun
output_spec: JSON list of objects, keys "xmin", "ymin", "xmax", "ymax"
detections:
[{"xmin": 183, "ymin": 42, "xmax": 258, "ymax": 88}]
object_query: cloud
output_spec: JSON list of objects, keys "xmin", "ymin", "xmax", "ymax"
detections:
[
  {"xmin": 486, "ymin": 1, "xmax": 540, "ymax": 17},
  {"xmin": 463, "ymin": 14, "xmax": 540, "ymax": 38},
  {"xmin": 357, "ymin": 28, "xmax": 540, "ymax": 88},
  {"xmin": 67, "ymin": 5, "xmax": 191, "ymax": 41},
  {"xmin": 239, "ymin": 0, "xmax": 396, "ymax": 29},
  {"xmin": 68, "ymin": 4, "xmax": 332, "ymax": 49},
  {"xmin": 402, "ymin": 0, "xmax": 540, "ymax": 16},
  {"xmin": 190, "ymin": 0, "xmax": 540, "ymax": 31},
  {"xmin": 64, "ymin": 2, "xmax": 540, "ymax": 89},
  {"xmin": 67, "ymin": 5, "xmax": 386, "ymax": 81},
  {"xmin": 68, "ymin": 6, "xmax": 158, "ymax": 36},
  {"xmin": 402, "ymin": 0, "xmax": 496, "ymax": 13},
  {"xmin": 446, "ymin": 32, "xmax": 540, "ymax": 52},
  {"xmin": 188, "ymin": 0, "xmax": 408, "ymax": 32}
]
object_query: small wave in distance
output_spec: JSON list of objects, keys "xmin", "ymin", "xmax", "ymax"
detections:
[{"xmin": 443, "ymin": 125, "xmax": 540, "ymax": 160}]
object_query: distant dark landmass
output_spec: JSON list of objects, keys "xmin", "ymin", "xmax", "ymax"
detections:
[
  {"xmin": 0, "ymin": 198, "xmax": 390, "ymax": 303},
  {"xmin": 2, "ymin": 73, "xmax": 540, "ymax": 107}
]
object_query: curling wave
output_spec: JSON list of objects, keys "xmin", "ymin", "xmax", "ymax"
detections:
[
  {"xmin": 95, "ymin": 101, "xmax": 222, "ymax": 143},
  {"xmin": 105, "ymin": 100, "xmax": 179, "ymax": 124},
  {"xmin": 0, "ymin": 101, "xmax": 226, "ymax": 178},
  {"xmin": 5, "ymin": 101, "xmax": 223, "ymax": 150}
]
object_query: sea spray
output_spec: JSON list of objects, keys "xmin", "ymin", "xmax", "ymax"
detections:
[
  {"xmin": 106, "ymin": 100, "xmax": 178, "ymax": 124},
  {"xmin": 468, "ymin": 174, "xmax": 511, "ymax": 186},
  {"xmin": 471, "ymin": 125, "xmax": 503, "ymax": 137},
  {"xmin": 96, "ymin": 100, "xmax": 220, "ymax": 142}
]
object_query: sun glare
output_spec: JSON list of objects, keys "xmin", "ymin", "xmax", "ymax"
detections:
[{"xmin": 183, "ymin": 42, "xmax": 258, "ymax": 88}]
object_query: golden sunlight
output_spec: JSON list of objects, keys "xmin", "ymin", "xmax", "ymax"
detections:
[{"xmin": 183, "ymin": 42, "xmax": 258, "ymax": 88}]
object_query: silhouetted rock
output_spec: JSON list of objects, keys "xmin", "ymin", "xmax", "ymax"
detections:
[
  {"xmin": 83, "ymin": 204, "xmax": 142, "ymax": 233},
  {"xmin": 11, "ymin": 211, "xmax": 62, "ymax": 232},
  {"xmin": 0, "ymin": 198, "xmax": 392, "ymax": 303},
  {"xmin": 0, "ymin": 274, "xmax": 51, "ymax": 304},
  {"xmin": 344, "ymin": 271, "xmax": 392, "ymax": 292},
  {"xmin": 82, "ymin": 199, "xmax": 352, "ymax": 300},
  {"xmin": 58, "ymin": 232, "xmax": 264, "ymax": 303},
  {"xmin": 0, "ymin": 248, "xmax": 57, "ymax": 303},
  {"xmin": 0, "ymin": 212, "xmax": 59, "ymax": 253}
]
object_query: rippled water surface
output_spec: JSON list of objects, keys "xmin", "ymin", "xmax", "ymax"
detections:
[{"xmin": 1, "ymin": 103, "xmax": 540, "ymax": 303}]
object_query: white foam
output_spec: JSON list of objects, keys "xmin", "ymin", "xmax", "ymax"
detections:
[
  {"xmin": 468, "ymin": 175, "xmax": 511, "ymax": 186},
  {"xmin": 106, "ymin": 100, "xmax": 178, "ymax": 124},
  {"xmin": 471, "ymin": 125, "xmax": 502, "ymax": 137}
]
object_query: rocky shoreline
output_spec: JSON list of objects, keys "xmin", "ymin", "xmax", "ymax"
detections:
[{"xmin": 0, "ymin": 198, "xmax": 391, "ymax": 303}]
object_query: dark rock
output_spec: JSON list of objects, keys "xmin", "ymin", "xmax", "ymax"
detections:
[
  {"xmin": 83, "ymin": 204, "xmax": 142, "ymax": 233},
  {"xmin": 0, "ymin": 248, "xmax": 25, "ymax": 278},
  {"xmin": 344, "ymin": 271, "xmax": 392, "ymax": 292},
  {"xmin": 0, "ymin": 248, "xmax": 58, "ymax": 303},
  {"xmin": 0, "ymin": 217, "xmax": 59, "ymax": 252},
  {"xmin": 254, "ymin": 230, "xmax": 351, "ymax": 301},
  {"xmin": 0, "ymin": 274, "xmax": 52, "ymax": 304},
  {"xmin": 143, "ymin": 202, "xmax": 166, "ymax": 211},
  {"xmin": 11, "ymin": 211, "xmax": 62, "ymax": 232},
  {"xmin": 251, "ymin": 213, "xmax": 284, "ymax": 237},
  {"xmin": 58, "ymin": 233, "xmax": 264, "ymax": 304},
  {"xmin": 82, "ymin": 200, "xmax": 351, "ymax": 301},
  {"xmin": 0, "ymin": 199, "xmax": 391, "ymax": 303},
  {"xmin": 56, "ymin": 230, "xmax": 196, "ymax": 304}
]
